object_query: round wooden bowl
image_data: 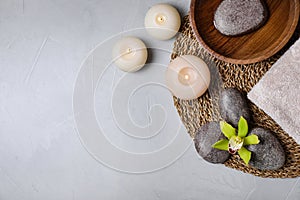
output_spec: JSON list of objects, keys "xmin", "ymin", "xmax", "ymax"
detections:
[{"xmin": 190, "ymin": 0, "xmax": 300, "ymax": 64}]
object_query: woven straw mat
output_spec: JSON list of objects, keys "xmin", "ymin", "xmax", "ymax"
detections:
[{"xmin": 171, "ymin": 16, "xmax": 300, "ymax": 178}]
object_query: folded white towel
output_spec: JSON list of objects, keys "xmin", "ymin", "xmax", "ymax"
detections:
[{"xmin": 248, "ymin": 38, "xmax": 300, "ymax": 145}]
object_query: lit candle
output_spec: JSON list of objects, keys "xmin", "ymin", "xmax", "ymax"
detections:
[
  {"xmin": 112, "ymin": 37, "xmax": 148, "ymax": 72},
  {"xmin": 165, "ymin": 55, "xmax": 211, "ymax": 100},
  {"xmin": 144, "ymin": 4, "xmax": 181, "ymax": 40}
]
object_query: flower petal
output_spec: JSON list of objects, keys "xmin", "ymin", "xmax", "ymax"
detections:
[
  {"xmin": 238, "ymin": 147, "xmax": 251, "ymax": 165},
  {"xmin": 220, "ymin": 121, "xmax": 236, "ymax": 139},
  {"xmin": 212, "ymin": 139, "xmax": 229, "ymax": 151},
  {"xmin": 238, "ymin": 116, "xmax": 248, "ymax": 137},
  {"xmin": 244, "ymin": 134, "xmax": 260, "ymax": 145}
]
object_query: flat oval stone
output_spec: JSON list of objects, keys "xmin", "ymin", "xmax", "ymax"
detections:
[
  {"xmin": 248, "ymin": 127, "xmax": 285, "ymax": 170},
  {"xmin": 194, "ymin": 121, "xmax": 230, "ymax": 164},
  {"xmin": 214, "ymin": 0, "xmax": 268, "ymax": 36},
  {"xmin": 219, "ymin": 88, "xmax": 251, "ymax": 127}
]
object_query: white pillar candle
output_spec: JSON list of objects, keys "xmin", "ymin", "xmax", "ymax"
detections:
[
  {"xmin": 144, "ymin": 4, "xmax": 181, "ymax": 40},
  {"xmin": 165, "ymin": 55, "xmax": 211, "ymax": 100},
  {"xmin": 112, "ymin": 37, "xmax": 148, "ymax": 72}
]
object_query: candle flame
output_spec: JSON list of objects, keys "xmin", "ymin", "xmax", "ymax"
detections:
[
  {"xmin": 184, "ymin": 74, "xmax": 189, "ymax": 80},
  {"xmin": 156, "ymin": 15, "xmax": 166, "ymax": 25}
]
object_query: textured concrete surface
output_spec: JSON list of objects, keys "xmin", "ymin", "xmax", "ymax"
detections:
[{"xmin": 0, "ymin": 0, "xmax": 300, "ymax": 199}]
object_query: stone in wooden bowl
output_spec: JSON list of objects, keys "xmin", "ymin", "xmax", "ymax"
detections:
[
  {"xmin": 214, "ymin": 0, "xmax": 269, "ymax": 36},
  {"xmin": 190, "ymin": 0, "xmax": 300, "ymax": 64}
]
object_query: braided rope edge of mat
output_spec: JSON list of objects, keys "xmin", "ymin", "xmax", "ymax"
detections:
[{"xmin": 171, "ymin": 15, "xmax": 300, "ymax": 178}]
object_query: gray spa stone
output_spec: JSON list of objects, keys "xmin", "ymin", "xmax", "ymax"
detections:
[
  {"xmin": 194, "ymin": 121, "xmax": 230, "ymax": 164},
  {"xmin": 214, "ymin": 0, "xmax": 268, "ymax": 36},
  {"xmin": 248, "ymin": 128, "xmax": 285, "ymax": 170},
  {"xmin": 219, "ymin": 88, "xmax": 251, "ymax": 127}
]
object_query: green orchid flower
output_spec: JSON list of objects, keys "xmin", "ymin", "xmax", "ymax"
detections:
[{"xmin": 212, "ymin": 116, "xmax": 260, "ymax": 165}]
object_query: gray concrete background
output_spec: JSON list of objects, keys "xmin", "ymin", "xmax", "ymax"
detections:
[{"xmin": 0, "ymin": 0, "xmax": 299, "ymax": 199}]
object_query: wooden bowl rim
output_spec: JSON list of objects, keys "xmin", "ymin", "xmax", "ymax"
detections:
[{"xmin": 190, "ymin": 0, "xmax": 300, "ymax": 64}]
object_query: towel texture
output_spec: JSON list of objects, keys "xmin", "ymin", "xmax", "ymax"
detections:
[{"xmin": 248, "ymin": 38, "xmax": 300, "ymax": 145}]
